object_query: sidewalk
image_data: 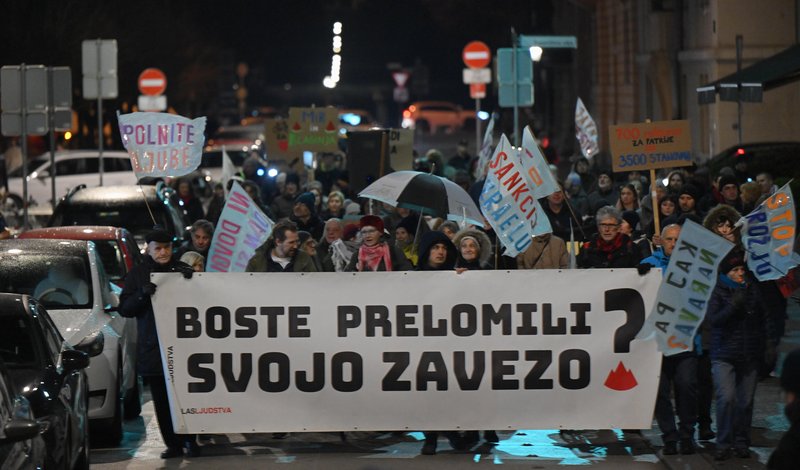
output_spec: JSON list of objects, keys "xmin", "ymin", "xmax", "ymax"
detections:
[{"xmin": 644, "ymin": 294, "xmax": 800, "ymax": 469}]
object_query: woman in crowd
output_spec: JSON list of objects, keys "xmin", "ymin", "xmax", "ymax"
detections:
[
  {"xmin": 616, "ymin": 183, "xmax": 640, "ymax": 213},
  {"xmin": 394, "ymin": 215, "xmax": 420, "ymax": 267},
  {"xmin": 321, "ymin": 190, "xmax": 346, "ymax": 220},
  {"xmin": 707, "ymin": 250, "xmax": 774, "ymax": 461},
  {"xmin": 179, "ymin": 251, "xmax": 205, "ymax": 272},
  {"xmin": 619, "ymin": 210, "xmax": 651, "ymax": 259},
  {"xmin": 298, "ymin": 231, "xmax": 323, "ymax": 271},
  {"xmin": 453, "ymin": 228, "xmax": 492, "ymax": 271},
  {"xmin": 345, "ymin": 215, "xmax": 412, "ymax": 272},
  {"xmin": 666, "ymin": 169, "xmax": 686, "ymax": 195},
  {"xmin": 577, "ymin": 206, "xmax": 639, "ymax": 269},
  {"xmin": 644, "ymin": 194, "xmax": 678, "ymax": 238},
  {"xmin": 176, "ymin": 178, "xmax": 204, "ymax": 223}
]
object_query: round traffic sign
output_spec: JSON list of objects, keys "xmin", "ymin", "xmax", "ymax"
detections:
[
  {"xmin": 138, "ymin": 68, "xmax": 167, "ymax": 96},
  {"xmin": 463, "ymin": 41, "xmax": 491, "ymax": 69}
]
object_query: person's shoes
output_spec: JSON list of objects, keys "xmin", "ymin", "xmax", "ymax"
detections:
[
  {"xmin": 272, "ymin": 432, "xmax": 288, "ymax": 439},
  {"xmin": 445, "ymin": 432, "xmax": 467, "ymax": 450},
  {"xmin": 160, "ymin": 447, "xmax": 183, "ymax": 459},
  {"xmin": 714, "ymin": 448, "xmax": 733, "ymax": 461},
  {"xmin": 184, "ymin": 440, "xmax": 201, "ymax": 458},
  {"xmin": 484, "ymin": 430, "xmax": 499, "ymax": 443},
  {"xmin": 735, "ymin": 447, "xmax": 751, "ymax": 458},
  {"xmin": 662, "ymin": 441, "xmax": 678, "ymax": 455},
  {"xmin": 698, "ymin": 426, "xmax": 716, "ymax": 440},
  {"xmin": 421, "ymin": 439, "xmax": 437, "ymax": 455},
  {"xmin": 679, "ymin": 438, "xmax": 696, "ymax": 455},
  {"xmin": 462, "ymin": 431, "xmax": 480, "ymax": 449}
]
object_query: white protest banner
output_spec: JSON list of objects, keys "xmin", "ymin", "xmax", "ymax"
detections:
[
  {"xmin": 117, "ymin": 112, "xmax": 206, "ymax": 179},
  {"xmin": 520, "ymin": 126, "xmax": 559, "ymax": 199},
  {"xmin": 221, "ymin": 146, "xmax": 236, "ymax": 195},
  {"xmin": 475, "ymin": 113, "xmax": 496, "ymax": 180},
  {"xmin": 206, "ymin": 181, "xmax": 274, "ymax": 272},
  {"xmin": 479, "ymin": 134, "xmax": 552, "ymax": 257},
  {"xmin": 575, "ymin": 98, "xmax": 599, "ymax": 159},
  {"xmin": 637, "ymin": 220, "xmax": 734, "ymax": 356},
  {"xmin": 151, "ymin": 269, "xmax": 662, "ymax": 433},
  {"xmin": 742, "ymin": 183, "xmax": 800, "ymax": 281}
]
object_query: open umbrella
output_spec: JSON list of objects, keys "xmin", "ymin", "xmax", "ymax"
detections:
[{"xmin": 358, "ymin": 170, "xmax": 484, "ymax": 227}]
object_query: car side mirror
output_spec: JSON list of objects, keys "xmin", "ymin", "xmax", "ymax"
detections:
[
  {"xmin": 61, "ymin": 348, "xmax": 91, "ymax": 371},
  {"xmin": 73, "ymin": 331, "xmax": 104, "ymax": 358},
  {"xmin": 2, "ymin": 419, "xmax": 41, "ymax": 443}
]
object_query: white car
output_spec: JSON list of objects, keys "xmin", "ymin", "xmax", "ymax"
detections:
[
  {"xmin": 0, "ymin": 238, "xmax": 137, "ymax": 445},
  {"xmin": 6, "ymin": 150, "xmax": 137, "ymax": 208}
]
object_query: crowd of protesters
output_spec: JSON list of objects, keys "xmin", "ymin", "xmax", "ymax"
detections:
[{"xmin": 143, "ymin": 145, "xmax": 798, "ymax": 464}]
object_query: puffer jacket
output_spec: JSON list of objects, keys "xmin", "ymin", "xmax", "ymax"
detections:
[{"xmin": 706, "ymin": 275, "xmax": 769, "ymax": 363}]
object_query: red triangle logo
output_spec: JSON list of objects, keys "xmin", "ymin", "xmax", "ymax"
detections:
[
  {"xmin": 604, "ymin": 361, "xmax": 638, "ymax": 391},
  {"xmin": 325, "ymin": 120, "xmax": 336, "ymax": 132},
  {"xmin": 292, "ymin": 122, "xmax": 301, "ymax": 131}
]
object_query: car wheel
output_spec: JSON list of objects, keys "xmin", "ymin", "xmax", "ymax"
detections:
[
  {"xmin": 94, "ymin": 366, "xmax": 123, "ymax": 446},
  {"xmin": 123, "ymin": 376, "xmax": 142, "ymax": 420}
]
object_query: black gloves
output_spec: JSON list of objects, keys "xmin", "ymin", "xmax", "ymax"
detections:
[
  {"xmin": 142, "ymin": 282, "xmax": 157, "ymax": 296},
  {"xmin": 177, "ymin": 265, "xmax": 194, "ymax": 279},
  {"xmin": 636, "ymin": 263, "xmax": 652, "ymax": 275}
]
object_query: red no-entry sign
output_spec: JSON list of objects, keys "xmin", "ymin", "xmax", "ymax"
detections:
[
  {"xmin": 462, "ymin": 41, "xmax": 491, "ymax": 69},
  {"xmin": 138, "ymin": 68, "xmax": 167, "ymax": 96}
]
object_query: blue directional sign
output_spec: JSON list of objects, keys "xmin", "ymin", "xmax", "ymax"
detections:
[{"xmin": 497, "ymin": 48, "xmax": 533, "ymax": 108}]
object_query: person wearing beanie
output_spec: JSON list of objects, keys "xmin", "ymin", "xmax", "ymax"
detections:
[
  {"xmin": 707, "ymin": 248, "xmax": 775, "ymax": 461},
  {"xmin": 717, "ymin": 175, "xmax": 743, "ymax": 212},
  {"xmin": 394, "ymin": 214, "xmax": 420, "ymax": 266},
  {"xmin": 344, "ymin": 215, "xmax": 411, "ymax": 272},
  {"xmin": 290, "ymin": 191, "xmax": 325, "ymax": 241},
  {"xmin": 120, "ymin": 226, "xmax": 197, "ymax": 459},
  {"xmin": 768, "ymin": 349, "xmax": 800, "ymax": 469},
  {"xmin": 678, "ymin": 183, "xmax": 702, "ymax": 218}
]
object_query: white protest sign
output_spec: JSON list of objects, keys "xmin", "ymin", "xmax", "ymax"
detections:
[
  {"xmin": 575, "ymin": 98, "xmax": 599, "ymax": 159},
  {"xmin": 205, "ymin": 182, "xmax": 274, "ymax": 272},
  {"xmin": 479, "ymin": 134, "xmax": 552, "ymax": 257},
  {"xmin": 117, "ymin": 112, "xmax": 206, "ymax": 179},
  {"xmin": 742, "ymin": 183, "xmax": 800, "ymax": 281},
  {"xmin": 637, "ymin": 220, "xmax": 734, "ymax": 355},
  {"xmin": 474, "ymin": 114, "xmax": 495, "ymax": 180},
  {"xmin": 151, "ymin": 269, "xmax": 662, "ymax": 433},
  {"xmin": 520, "ymin": 126, "xmax": 559, "ymax": 199}
]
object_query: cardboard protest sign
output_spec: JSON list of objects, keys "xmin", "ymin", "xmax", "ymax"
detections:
[
  {"xmin": 117, "ymin": 112, "xmax": 206, "ymax": 179},
  {"xmin": 742, "ymin": 183, "xmax": 800, "ymax": 281},
  {"xmin": 264, "ymin": 118, "xmax": 298, "ymax": 159},
  {"xmin": 287, "ymin": 107, "xmax": 340, "ymax": 152},
  {"xmin": 479, "ymin": 134, "xmax": 552, "ymax": 257},
  {"xmin": 575, "ymin": 98, "xmax": 599, "ymax": 159},
  {"xmin": 151, "ymin": 269, "xmax": 662, "ymax": 433},
  {"xmin": 387, "ymin": 128, "xmax": 414, "ymax": 170},
  {"xmin": 520, "ymin": 126, "xmax": 559, "ymax": 199},
  {"xmin": 205, "ymin": 182, "xmax": 274, "ymax": 272},
  {"xmin": 608, "ymin": 120, "xmax": 692, "ymax": 173},
  {"xmin": 637, "ymin": 220, "xmax": 734, "ymax": 355}
]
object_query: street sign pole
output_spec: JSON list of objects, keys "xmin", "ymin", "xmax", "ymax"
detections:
[
  {"xmin": 475, "ymin": 97, "xmax": 481, "ymax": 159},
  {"xmin": 511, "ymin": 28, "xmax": 519, "ymax": 147},
  {"xmin": 20, "ymin": 64, "xmax": 28, "ymax": 229},
  {"xmin": 96, "ymin": 39, "xmax": 104, "ymax": 186},
  {"xmin": 47, "ymin": 67, "xmax": 56, "ymax": 209}
]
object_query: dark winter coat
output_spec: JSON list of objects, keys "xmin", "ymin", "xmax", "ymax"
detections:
[
  {"xmin": 119, "ymin": 256, "xmax": 193, "ymax": 376},
  {"xmin": 416, "ymin": 231, "xmax": 458, "ymax": 271},
  {"xmin": 768, "ymin": 421, "xmax": 800, "ymax": 469},
  {"xmin": 245, "ymin": 239, "xmax": 318, "ymax": 273},
  {"xmin": 577, "ymin": 233, "xmax": 638, "ymax": 269},
  {"xmin": 706, "ymin": 275, "xmax": 770, "ymax": 363}
]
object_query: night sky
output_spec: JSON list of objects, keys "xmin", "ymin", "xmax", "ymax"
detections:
[{"xmin": 1, "ymin": 0, "xmax": 553, "ymax": 118}]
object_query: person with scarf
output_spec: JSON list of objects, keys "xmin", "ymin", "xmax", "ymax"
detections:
[
  {"xmin": 345, "ymin": 215, "xmax": 412, "ymax": 272},
  {"xmin": 707, "ymin": 250, "xmax": 775, "ymax": 461},
  {"xmin": 577, "ymin": 206, "xmax": 639, "ymax": 269}
]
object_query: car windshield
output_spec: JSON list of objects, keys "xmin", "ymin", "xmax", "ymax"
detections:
[
  {"xmin": 0, "ymin": 316, "xmax": 39, "ymax": 368},
  {"xmin": 52, "ymin": 206, "xmax": 172, "ymax": 241},
  {"xmin": 0, "ymin": 254, "xmax": 93, "ymax": 309}
]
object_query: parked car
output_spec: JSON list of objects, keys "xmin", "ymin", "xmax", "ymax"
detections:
[
  {"xmin": 48, "ymin": 183, "xmax": 190, "ymax": 251},
  {"xmin": 0, "ymin": 239, "xmax": 137, "ymax": 445},
  {"xmin": 338, "ymin": 108, "xmax": 380, "ymax": 135},
  {"xmin": 19, "ymin": 226, "xmax": 143, "ymax": 289},
  {"xmin": 6, "ymin": 150, "xmax": 136, "ymax": 209},
  {"xmin": 0, "ymin": 359, "xmax": 46, "ymax": 470},
  {"xmin": 205, "ymin": 124, "xmax": 266, "ymax": 156},
  {"xmin": 400, "ymin": 101, "xmax": 472, "ymax": 133},
  {"xmin": 0, "ymin": 293, "xmax": 91, "ymax": 469}
]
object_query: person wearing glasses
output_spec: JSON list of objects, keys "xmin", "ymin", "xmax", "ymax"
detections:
[
  {"xmin": 345, "ymin": 215, "xmax": 412, "ymax": 272},
  {"xmin": 577, "ymin": 205, "xmax": 639, "ymax": 269}
]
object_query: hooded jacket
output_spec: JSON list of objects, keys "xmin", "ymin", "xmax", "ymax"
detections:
[
  {"xmin": 703, "ymin": 204, "xmax": 742, "ymax": 245},
  {"xmin": 417, "ymin": 231, "xmax": 457, "ymax": 271},
  {"xmin": 453, "ymin": 228, "xmax": 492, "ymax": 270}
]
